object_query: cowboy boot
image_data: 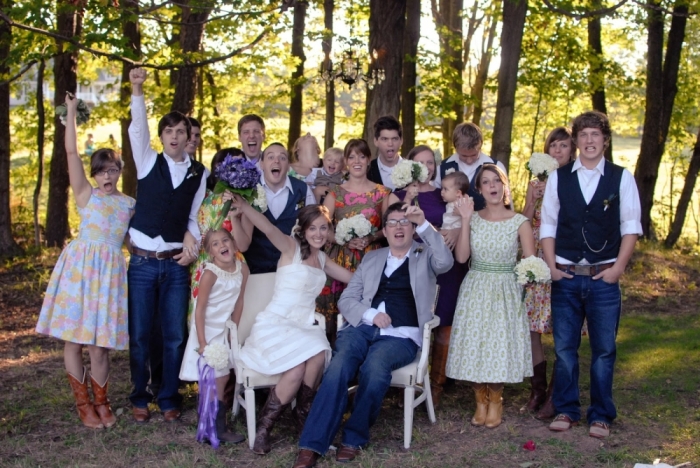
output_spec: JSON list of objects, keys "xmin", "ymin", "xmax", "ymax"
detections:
[
  {"xmin": 485, "ymin": 383, "xmax": 504, "ymax": 428},
  {"xmin": 536, "ymin": 363, "xmax": 556, "ymax": 420},
  {"xmin": 222, "ymin": 370, "xmax": 237, "ymax": 411},
  {"xmin": 252, "ymin": 387, "xmax": 289, "ymax": 455},
  {"xmin": 216, "ymin": 400, "xmax": 245, "ymax": 444},
  {"xmin": 471, "ymin": 383, "xmax": 489, "ymax": 426},
  {"xmin": 525, "ymin": 361, "xmax": 548, "ymax": 412},
  {"xmin": 430, "ymin": 326, "xmax": 451, "ymax": 408},
  {"xmin": 291, "ymin": 383, "xmax": 317, "ymax": 435},
  {"xmin": 90, "ymin": 374, "xmax": 117, "ymax": 428},
  {"xmin": 67, "ymin": 368, "xmax": 103, "ymax": 429}
]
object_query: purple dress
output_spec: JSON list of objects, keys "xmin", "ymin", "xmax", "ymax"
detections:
[{"xmin": 395, "ymin": 188, "xmax": 468, "ymax": 327}]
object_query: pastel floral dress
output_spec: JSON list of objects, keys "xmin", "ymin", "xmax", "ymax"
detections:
[
  {"xmin": 188, "ymin": 191, "xmax": 246, "ymax": 323},
  {"xmin": 316, "ymin": 184, "xmax": 390, "ymax": 341},
  {"xmin": 36, "ymin": 189, "xmax": 135, "ymax": 349}
]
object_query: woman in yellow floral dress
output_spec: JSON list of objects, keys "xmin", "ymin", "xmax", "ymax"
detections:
[{"xmin": 316, "ymin": 139, "xmax": 391, "ymax": 345}]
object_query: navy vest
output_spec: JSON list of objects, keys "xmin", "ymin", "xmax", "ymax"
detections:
[
  {"xmin": 555, "ymin": 160, "xmax": 624, "ymax": 263},
  {"xmin": 370, "ymin": 259, "xmax": 419, "ymax": 328},
  {"xmin": 244, "ymin": 177, "xmax": 308, "ymax": 274},
  {"xmin": 439, "ymin": 159, "xmax": 489, "ymax": 211},
  {"xmin": 130, "ymin": 153, "xmax": 205, "ymax": 243},
  {"xmin": 367, "ymin": 158, "xmax": 383, "ymax": 186}
]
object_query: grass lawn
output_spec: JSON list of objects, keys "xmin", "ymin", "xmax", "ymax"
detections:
[{"xmin": 0, "ymin": 242, "xmax": 698, "ymax": 467}]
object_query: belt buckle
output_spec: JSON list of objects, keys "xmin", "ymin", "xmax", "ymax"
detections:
[
  {"xmin": 574, "ymin": 265, "xmax": 591, "ymax": 276},
  {"xmin": 155, "ymin": 250, "xmax": 168, "ymax": 260}
]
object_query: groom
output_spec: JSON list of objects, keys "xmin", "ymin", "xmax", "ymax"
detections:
[{"xmin": 292, "ymin": 202, "xmax": 454, "ymax": 467}]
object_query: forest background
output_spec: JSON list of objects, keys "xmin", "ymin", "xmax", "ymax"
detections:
[{"xmin": 0, "ymin": 0, "xmax": 699, "ymax": 254}]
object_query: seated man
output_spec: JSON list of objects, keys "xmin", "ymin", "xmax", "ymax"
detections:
[{"xmin": 293, "ymin": 202, "xmax": 453, "ymax": 467}]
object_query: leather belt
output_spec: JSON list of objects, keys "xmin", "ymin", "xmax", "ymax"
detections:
[
  {"xmin": 555, "ymin": 262, "xmax": 614, "ymax": 276},
  {"xmin": 130, "ymin": 245, "xmax": 183, "ymax": 260}
]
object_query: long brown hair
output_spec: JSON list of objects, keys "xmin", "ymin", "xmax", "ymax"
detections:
[{"xmin": 293, "ymin": 205, "xmax": 332, "ymax": 260}]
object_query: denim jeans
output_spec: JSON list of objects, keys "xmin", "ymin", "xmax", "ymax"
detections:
[
  {"xmin": 128, "ymin": 255, "xmax": 189, "ymax": 411},
  {"xmin": 298, "ymin": 325, "xmax": 418, "ymax": 454},
  {"xmin": 551, "ymin": 275, "xmax": 621, "ymax": 425}
]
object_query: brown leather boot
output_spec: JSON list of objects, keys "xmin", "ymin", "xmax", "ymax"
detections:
[
  {"xmin": 429, "ymin": 326, "xmax": 451, "ymax": 408},
  {"xmin": 222, "ymin": 370, "xmax": 237, "ymax": 411},
  {"xmin": 252, "ymin": 387, "xmax": 289, "ymax": 454},
  {"xmin": 90, "ymin": 374, "xmax": 117, "ymax": 428},
  {"xmin": 485, "ymin": 383, "xmax": 503, "ymax": 428},
  {"xmin": 525, "ymin": 361, "xmax": 547, "ymax": 412},
  {"xmin": 292, "ymin": 383, "xmax": 316, "ymax": 435},
  {"xmin": 471, "ymin": 383, "xmax": 489, "ymax": 426},
  {"xmin": 67, "ymin": 368, "xmax": 103, "ymax": 429},
  {"xmin": 536, "ymin": 363, "xmax": 556, "ymax": 420},
  {"xmin": 216, "ymin": 400, "xmax": 245, "ymax": 444}
]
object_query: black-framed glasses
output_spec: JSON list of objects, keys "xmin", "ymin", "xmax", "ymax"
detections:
[
  {"xmin": 96, "ymin": 168, "xmax": 120, "ymax": 176},
  {"xmin": 385, "ymin": 218, "xmax": 411, "ymax": 228}
]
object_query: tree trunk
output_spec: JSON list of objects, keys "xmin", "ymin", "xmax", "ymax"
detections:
[
  {"xmin": 665, "ymin": 128, "xmax": 700, "ymax": 248},
  {"xmin": 634, "ymin": 1, "xmax": 688, "ymax": 238},
  {"xmin": 587, "ymin": 2, "xmax": 612, "ymax": 161},
  {"xmin": 471, "ymin": 9, "xmax": 498, "ymax": 126},
  {"xmin": 288, "ymin": 0, "xmax": 308, "ymax": 151},
  {"xmin": 33, "ymin": 60, "xmax": 46, "ymax": 248},
  {"xmin": 363, "ymin": 0, "xmax": 407, "ymax": 155},
  {"xmin": 0, "ymin": 0, "xmax": 21, "ymax": 256},
  {"xmin": 400, "ymin": 0, "xmax": 420, "ymax": 155},
  {"xmin": 170, "ymin": 0, "xmax": 211, "ymax": 115},
  {"xmin": 120, "ymin": 0, "xmax": 140, "ymax": 197},
  {"xmin": 322, "ymin": 0, "xmax": 335, "ymax": 150},
  {"xmin": 205, "ymin": 70, "xmax": 222, "ymax": 153},
  {"xmin": 46, "ymin": 0, "xmax": 83, "ymax": 248},
  {"xmin": 491, "ymin": 0, "xmax": 528, "ymax": 170}
]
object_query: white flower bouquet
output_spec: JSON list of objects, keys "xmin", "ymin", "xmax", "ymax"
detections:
[
  {"xmin": 514, "ymin": 256, "xmax": 551, "ymax": 285},
  {"xmin": 202, "ymin": 342, "xmax": 230, "ymax": 371},
  {"xmin": 526, "ymin": 152, "xmax": 559, "ymax": 181},
  {"xmin": 252, "ymin": 183, "xmax": 267, "ymax": 212},
  {"xmin": 335, "ymin": 214, "xmax": 373, "ymax": 246},
  {"xmin": 390, "ymin": 159, "xmax": 429, "ymax": 189}
]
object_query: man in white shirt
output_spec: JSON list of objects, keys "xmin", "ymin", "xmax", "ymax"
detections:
[
  {"xmin": 293, "ymin": 203, "xmax": 453, "ymax": 466},
  {"xmin": 367, "ymin": 116, "xmax": 403, "ymax": 190},
  {"xmin": 540, "ymin": 111, "xmax": 642, "ymax": 439},
  {"xmin": 237, "ymin": 114, "xmax": 265, "ymax": 166}
]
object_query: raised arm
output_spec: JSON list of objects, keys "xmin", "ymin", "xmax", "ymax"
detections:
[
  {"xmin": 127, "ymin": 68, "xmax": 157, "ymax": 175},
  {"xmin": 454, "ymin": 197, "xmax": 474, "ymax": 263},
  {"xmin": 64, "ymin": 94, "xmax": 92, "ymax": 208},
  {"xmin": 323, "ymin": 255, "xmax": 353, "ymax": 284},
  {"xmin": 229, "ymin": 194, "xmax": 296, "ymax": 255}
]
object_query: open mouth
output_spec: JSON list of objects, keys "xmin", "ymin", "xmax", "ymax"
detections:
[
  {"xmin": 270, "ymin": 167, "xmax": 281, "ymax": 176},
  {"xmin": 103, "ymin": 182, "xmax": 113, "ymax": 191},
  {"xmin": 220, "ymin": 248, "xmax": 230, "ymax": 257}
]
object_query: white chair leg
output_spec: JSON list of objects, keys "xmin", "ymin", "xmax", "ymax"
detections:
[
  {"xmin": 244, "ymin": 388, "xmax": 257, "ymax": 450},
  {"xmin": 403, "ymin": 386, "xmax": 415, "ymax": 449},
  {"xmin": 424, "ymin": 377, "xmax": 436, "ymax": 423},
  {"xmin": 231, "ymin": 382, "xmax": 242, "ymax": 418}
]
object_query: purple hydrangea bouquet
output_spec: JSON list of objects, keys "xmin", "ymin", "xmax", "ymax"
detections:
[{"xmin": 212, "ymin": 155, "xmax": 266, "ymax": 230}]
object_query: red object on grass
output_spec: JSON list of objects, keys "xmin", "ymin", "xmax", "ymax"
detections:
[{"xmin": 523, "ymin": 440, "xmax": 536, "ymax": 451}]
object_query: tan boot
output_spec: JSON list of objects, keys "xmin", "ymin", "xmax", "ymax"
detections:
[
  {"xmin": 90, "ymin": 374, "xmax": 117, "ymax": 428},
  {"xmin": 471, "ymin": 383, "xmax": 489, "ymax": 426},
  {"xmin": 485, "ymin": 383, "xmax": 503, "ymax": 428},
  {"xmin": 430, "ymin": 326, "xmax": 451, "ymax": 408},
  {"xmin": 67, "ymin": 368, "xmax": 103, "ymax": 429},
  {"xmin": 252, "ymin": 387, "xmax": 289, "ymax": 454}
]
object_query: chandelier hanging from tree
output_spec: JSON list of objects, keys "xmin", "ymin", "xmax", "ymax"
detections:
[{"xmin": 319, "ymin": 48, "xmax": 385, "ymax": 90}]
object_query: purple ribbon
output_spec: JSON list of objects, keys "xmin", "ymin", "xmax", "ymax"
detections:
[{"xmin": 197, "ymin": 356, "xmax": 220, "ymax": 448}]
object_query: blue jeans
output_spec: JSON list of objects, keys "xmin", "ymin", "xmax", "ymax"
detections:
[
  {"xmin": 128, "ymin": 255, "xmax": 189, "ymax": 411},
  {"xmin": 298, "ymin": 325, "xmax": 418, "ymax": 454},
  {"xmin": 551, "ymin": 275, "xmax": 621, "ymax": 425}
]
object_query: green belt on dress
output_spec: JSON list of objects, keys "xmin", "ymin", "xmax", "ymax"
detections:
[{"xmin": 470, "ymin": 260, "xmax": 515, "ymax": 273}]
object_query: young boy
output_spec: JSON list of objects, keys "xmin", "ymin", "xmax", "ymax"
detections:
[
  {"xmin": 127, "ymin": 67, "xmax": 206, "ymax": 423},
  {"xmin": 540, "ymin": 110, "xmax": 642, "ymax": 439},
  {"xmin": 368, "ymin": 116, "xmax": 403, "ymax": 189}
]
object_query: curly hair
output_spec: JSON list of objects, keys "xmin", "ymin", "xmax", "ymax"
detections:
[{"xmin": 293, "ymin": 205, "xmax": 332, "ymax": 261}]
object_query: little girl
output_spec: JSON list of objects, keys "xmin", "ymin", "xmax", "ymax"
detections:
[
  {"xmin": 179, "ymin": 228, "xmax": 248, "ymax": 445},
  {"xmin": 440, "ymin": 171, "xmax": 470, "ymax": 230},
  {"xmin": 36, "ymin": 93, "xmax": 135, "ymax": 429}
]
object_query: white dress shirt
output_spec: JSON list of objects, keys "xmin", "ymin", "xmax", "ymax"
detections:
[
  {"xmin": 377, "ymin": 156, "xmax": 403, "ymax": 190},
  {"xmin": 261, "ymin": 176, "xmax": 316, "ymax": 219},
  {"xmin": 433, "ymin": 152, "xmax": 506, "ymax": 188},
  {"xmin": 539, "ymin": 157, "xmax": 643, "ymax": 265},
  {"xmin": 128, "ymin": 95, "xmax": 206, "ymax": 251},
  {"xmin": 359, "ymin": 220, "xmax": 430, "ymax": 345}
]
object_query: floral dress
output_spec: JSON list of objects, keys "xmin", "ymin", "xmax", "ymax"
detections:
[{"xmin": 315, "ymin": 184, "xmax": 391, "ymax": 342}]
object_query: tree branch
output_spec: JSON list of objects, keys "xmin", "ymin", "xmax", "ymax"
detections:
[
  {"xmin": 541, "ymin": 0, "xmax": 629, "ymax": 19},
  {"xmin": 0, "ymin": 59, "xmax": 39, "ymax": 86}
]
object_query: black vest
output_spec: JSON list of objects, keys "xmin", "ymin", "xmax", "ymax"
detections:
[
  {"xmin": 555, "ymin": 160, "xmax": 624, "ymax": 263},
  {"xmin": 130, "ymin": 153, "xmax": 205, "ymax": 243},
  {"xmin": 367, "ymin": 158, "xmax": 383, "ymax": 186},
  {"xmin": 370, "ymin": 259, "xmax": 419, "ymax": 328},
  {"xmin": 439, "ymin": 159, "xmax": 488, "ymax": 211},
  {"xmin": 244, "ymin": 177, "xmax": 308, "ymax": 274}
]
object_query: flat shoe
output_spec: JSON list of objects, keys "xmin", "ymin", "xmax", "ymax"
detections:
[
  {"xmin": 162, "ymin": 409, "xmax": 181, "ymax": 422},
  {"xmin": 589, "ymin": 421, "xmax": 610, "ymax": 438},
  {"xmin": 132, "ymin": 406, "xmax": 150, "ymax": 423},
  {"xmin": 336, "ymin": 444, "xmax": 361, "ymax": 463},
  {"xmin": 549, "ymin": 413, "xmax": 578, "ymax": 432},
  {"xmin": 292, "ymin": 449, "xmax": 320, "ymax": 468}
]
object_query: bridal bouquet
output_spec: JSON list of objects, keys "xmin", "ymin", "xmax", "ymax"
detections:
[
  {"xmin": 335, "ymin": 214, "xmax": 374, "ymax": 246},
  {"xmin": 202, "ymin": 342, "xmax": 230, "ymax": 371},
  {"xmin": 55, "ymin": 94, "xmax": 91, "ymax": 126},
  {"xmin": 526, "ymin": 152, "xmax": 559, "ymax": 181},
  {"xmin": 514, "ymin": 256, "xmax": 551, "ymax": 285},
  {"xmin": 391, "ymin": 159, "xmax": 429, "ymax": 189},
  {"xmin": 212, "ymin": 155, "xmax": 266, "ymax": 230}
]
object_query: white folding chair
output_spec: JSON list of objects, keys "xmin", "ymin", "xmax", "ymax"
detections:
[{"xmin": 226, "ymin": 272, "xmax": 326, "ymax": 449}]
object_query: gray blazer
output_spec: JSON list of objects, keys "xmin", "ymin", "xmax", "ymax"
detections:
[{"xmin": 338, "ymin": 223, "xmax": 454, "ymax": 331}]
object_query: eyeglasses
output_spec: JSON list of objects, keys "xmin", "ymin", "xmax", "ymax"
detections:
[
  {"xmin": 96, "ymin": 168, "xmax": 120, "ymax": 176},
  {"xmin": 385, "ymin": 218, "xmax": 411, "ymax": 228}
]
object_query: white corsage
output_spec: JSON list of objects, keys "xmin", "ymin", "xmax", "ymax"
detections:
[
  {"xmin": 335, "ymin": 214, "xmax": 373, "ymax": 245},
  {"xmin": 514, "ymin": 256, "xmax": 551, "ymax": 285},
  {"xmin": 526, "ymin": 152, "xmax": 559, "ymax": 181},
  {"xmin": 202, "ymin": 342, "xmax": 230, "ymax": 371},
  {"xmin": 391, "ymin": 159, "xmax": 429, "ymax": 189},
  {"xmin": 445, "ymin": 168, "xmax": 456, "ymax": 175},
  {"xmin": 252, "ymin": 183, "xmax": 267, "ymax": 212}
]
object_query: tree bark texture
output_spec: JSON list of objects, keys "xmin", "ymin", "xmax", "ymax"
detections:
[
  {"xmin": 665, "ymin": 128, "xmax": 700, "ymax": 248},
  {"xmin": 634, "ymin": 1, "xmax": 688, "ymax": 238},
  {"xmin": 0, "ymin": 0, "xmax": 21, "ymax": 256},
  {"xmin": 323, "ymin": 0, "xmax": 335, "ymax": 150},
  {"xmin": 363, "ymin": 0, "xmax": 407, "ymax": 155},
  {"xmin": 287, "ymin": 0, "xmax": 308, "ymax": 152},
  {"xmin": 120, "ymin": 0, "xmax": 140, "ymax": 197},
  {"xmin": 205, "ymin": 70, "xmax": 222, "ymax": 153},
  {"xmin": 471, "ymin": 10, "xmax": 498, "ymax": 126},
  {"xmin": 491, "ymin": 0, "xmax": 528, "ymax": 170},
  {"xmin": 587, "ymin": 2, "xmax": 612, "ymax": 161},
  {"xmin": 401, "ymin": 0, "xmax": 421, "ymax": 155},
  {"xmin": 46, "ymin": 0, "xmax": 83, "ymax": 248},
  {"xmin": 170, "ymin": 0, "xmax": 211, "ymax": 115},
  {"xmin": 33, "ymin": 60, "xmax": 45, "ymax": 248}
]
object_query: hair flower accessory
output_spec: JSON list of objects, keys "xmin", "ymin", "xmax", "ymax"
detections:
[
  {"xmin": 603, "ymin": 193, "xmax": 618, "ymax": 211},
  {"xmin": 291, "ymin": 219, "xmax": 301, "ymax": 236}
]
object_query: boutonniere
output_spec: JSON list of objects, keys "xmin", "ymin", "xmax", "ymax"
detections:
[
  {"xmin": 296, "ymin": 199, "xmax": 305, "ymax": 211},
  {"xmin": 445, "ymin": 168, "xmax": 456, "ymax": 175},
  {"xmin": 186, "ymin": 165, "xmax": 199, "ymax": 180},
  {"xmin": 414, "ymin": 245, "xmax": 424, "ymax": 257},
  {"xmin": 603, "ymin": 193, "xmax": 618, "ymax": 211}
]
